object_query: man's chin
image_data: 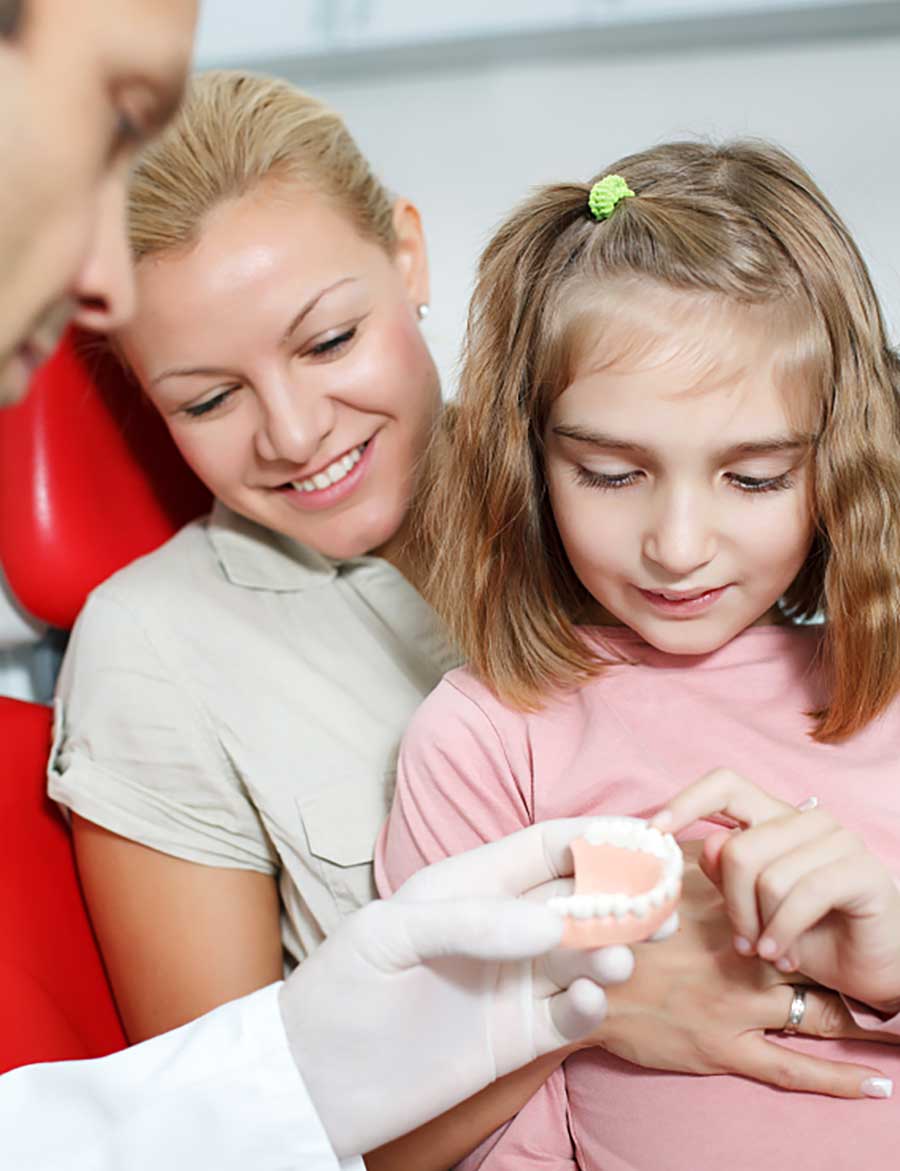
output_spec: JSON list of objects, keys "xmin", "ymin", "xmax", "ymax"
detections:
[{"xmin": 0, "ymin": 347, "xmax": 35, "ymax": 407}]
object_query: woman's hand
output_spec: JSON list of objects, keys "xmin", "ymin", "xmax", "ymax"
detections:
[
  {"xmin": 653, "ymin": 769, "xmax": 900, "ymax": 1015},
  {"xmin": 578, "ymin": 842, "xmax": 897, "ymax": 1098}
]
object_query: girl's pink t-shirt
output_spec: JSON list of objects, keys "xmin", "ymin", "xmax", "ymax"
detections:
[{"xmin": 376, "ymin": 625, "xmax": 900, "ymax": 1170}]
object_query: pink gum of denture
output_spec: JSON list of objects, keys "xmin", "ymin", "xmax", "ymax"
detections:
[{"xmin": 561, "ymin": 835, "xmax": 681, "ymax": 948}]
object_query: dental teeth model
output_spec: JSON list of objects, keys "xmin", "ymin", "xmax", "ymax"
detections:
[{"xmin": 549, "ymin": 817, "xmax": 683, "ymax": 947}]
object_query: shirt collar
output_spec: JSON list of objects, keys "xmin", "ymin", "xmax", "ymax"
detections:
[{"xmin": 206, "ymin": 500, "xmax": 338, "ymax": 592}]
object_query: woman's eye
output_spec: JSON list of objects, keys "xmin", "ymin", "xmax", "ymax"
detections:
[
  {"xmin": 574, "ymin": 466, "xmax": 642, "ymax": 490},
  {"xmin": 728, "ymin": 471, "xmax": 794, "ymax": 494},
  {"xmin": 308, "ymin": 327, "xmax": 357, "ymax": 358},
  {"xmin": 183, "ymin": 388, "xmax": 236, "ymax": 419}
]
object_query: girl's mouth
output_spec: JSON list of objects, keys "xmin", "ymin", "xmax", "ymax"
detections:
[{"xmin": 637, "ymin": 584, "xmax": 729, "ymax": 616}]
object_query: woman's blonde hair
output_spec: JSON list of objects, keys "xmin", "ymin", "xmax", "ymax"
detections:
[
  {"xmin": 127, "ymin": 69, "xmax": 396, "ymax": 262},
  {"xmin": 421, "ymin": 139, "xmax": 900, "ymax": 743}
]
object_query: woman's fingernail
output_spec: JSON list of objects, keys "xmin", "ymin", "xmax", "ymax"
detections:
[
  {"xmin": 861, "ymin": 1077, "xmax": 893, "ymax": 1099},
  {"xmin": 733, "ymin": 935, "xmax": 753, "ymax": 955},
  {"xmin": 757, "ymin": 936, "xmax": 777, "ymax": 959},
  {"xmin": 651, "ymin": 810, "xmax": 672, "ymax": 829},
  {"xmin": 796, "ymin": 797, "xmax": 819, "ymax": 812},
  {"xmin": 775, "ymin": 955, "xmax": 795, "ymax": 973}
]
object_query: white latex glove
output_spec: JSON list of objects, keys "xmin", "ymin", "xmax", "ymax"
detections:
[{"xmin": 278, "ymin": 819, "xmax": 635, "ymax": 1158}]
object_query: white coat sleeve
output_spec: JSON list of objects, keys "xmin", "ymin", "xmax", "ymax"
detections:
[{"xmin": 0, "ymin": 983, "xmax": 365, "ymax": 1171}]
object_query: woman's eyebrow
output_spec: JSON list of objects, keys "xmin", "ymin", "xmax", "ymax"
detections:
[
  {"xmin": 150, "ymin": 363, "xmax": 234, "ymax": 387},
  {"xmin": 279, "ymin": 276, "xmax": 359, "ymax": 345},
  {"xmin": 149, "ymin": 277, "xmax": 362, "ymax": 385}
]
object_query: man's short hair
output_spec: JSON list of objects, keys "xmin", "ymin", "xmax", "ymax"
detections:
[{"xmin": 0, "ymin": 0, "xmax": 23, "ymax": 38}]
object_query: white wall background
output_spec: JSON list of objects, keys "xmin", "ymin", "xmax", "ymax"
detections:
[{"xmin": 292, "ymin": 35, "xmax": 900, "ymax": 391}]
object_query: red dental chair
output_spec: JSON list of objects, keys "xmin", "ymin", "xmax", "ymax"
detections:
[{"xmin": 0, "ymin": 328, "xmax": 210, "ymax": 1072}]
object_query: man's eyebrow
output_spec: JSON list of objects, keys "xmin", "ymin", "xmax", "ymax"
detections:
[
  {"xmin": 280, "ymin": 277, "xmax": 358, "ymax": 345},
  {"xmin": 551, "ymin": 424, "xmax": 812, "ymax": 459}
]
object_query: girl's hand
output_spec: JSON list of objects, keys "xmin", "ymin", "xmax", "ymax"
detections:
[
  {"xmin": 653, "ymin": 769, "xmax": 900, "ymax": 1015},
  {"xmin": 580, "ymin": 843, "xmax": 897, "ymax": 1098}
]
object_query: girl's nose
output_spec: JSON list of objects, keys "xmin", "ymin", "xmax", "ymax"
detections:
[{"xmin": 643, "ymin": 489, "xmax": 716, "ymax": 578}]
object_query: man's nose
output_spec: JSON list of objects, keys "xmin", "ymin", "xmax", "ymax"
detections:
[{"xmin": 70, "ymin": 173, "xmax": 137, "ymax": 334}]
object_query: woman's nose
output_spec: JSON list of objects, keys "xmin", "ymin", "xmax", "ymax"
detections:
[
  {"xmin": 643, "ymin": 489, "xmax": 716, "ymax": 578},
  {"xmin": 254, "ymin": 381, "xmax": 335, "ymax": 467}
]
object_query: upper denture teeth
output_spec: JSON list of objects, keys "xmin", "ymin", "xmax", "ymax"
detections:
[
  {"xmin": 550, "ymin": 816, "xmax": 684, "ymax": 924},
  {"xmin": 292, "ymin": 443, "xmax": 366, "ymax": 493}
]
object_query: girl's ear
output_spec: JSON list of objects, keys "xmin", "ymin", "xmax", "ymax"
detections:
[{"xmin": 390, "ymin": 198, "xmax": 430, "ymax": 310}]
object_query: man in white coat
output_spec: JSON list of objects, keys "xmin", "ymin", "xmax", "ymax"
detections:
[{"xmin": 0, "ymin": 3, "xmax": 631, "ymax": 1166}]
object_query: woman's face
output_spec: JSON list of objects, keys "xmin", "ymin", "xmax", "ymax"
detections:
[
  {"xmin": 118, "ymin": 180, "xmax": 441, "ymax": 561},
  {"xmin": 543, "ymin": 291, "xmax": 817, "ymax": 656}
]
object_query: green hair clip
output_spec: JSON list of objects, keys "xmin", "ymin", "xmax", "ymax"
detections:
[{"xmin": 588, "ymin": 174, "xmax": 635, "ymax": 221}]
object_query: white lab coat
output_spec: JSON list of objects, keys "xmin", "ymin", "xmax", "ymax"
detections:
[{"xmin": 0, "ymin": 983, "xmax": 364, "ymax": 1171}]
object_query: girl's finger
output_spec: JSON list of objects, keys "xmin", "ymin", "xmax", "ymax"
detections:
[
  {"xmin": 715, "ymin": 810, "xmax": 839, "ymax": 946},
  {"xmin": 752, "ymin": 828, "xmax": 855, "ymax": 930},
  {"xmin": 758, "ymin": 856, "xmax": 889, "ymax": 960},
  {"xmin": 652, "ymin": 768, "xmax": 794, "ymax": 835}
]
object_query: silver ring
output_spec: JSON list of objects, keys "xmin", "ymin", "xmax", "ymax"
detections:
[{"xmin": 783, "ymin": 986, "xmax": 807, "ymax": 1034}]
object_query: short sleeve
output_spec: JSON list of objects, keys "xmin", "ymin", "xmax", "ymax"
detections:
[
  {"xmin": 48, "ymin": 591, "xmax": 277, "ymax": 874},
  {"xmin": 375, "ymin": 675, "xmax": 533, "ymax": 896},
  {"xmin": 453, "ymin": 1069, "xmax": 576, "ymax": 1170}
]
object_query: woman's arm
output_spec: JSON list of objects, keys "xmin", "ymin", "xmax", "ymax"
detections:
[{"xmin": 73, "ymin": 816, "xmax": 283, "ymax": 1042}]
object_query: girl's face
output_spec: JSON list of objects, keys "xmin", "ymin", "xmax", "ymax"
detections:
[
  {"xmin": 544, "ymin": 293, "xmax": 817, "ymax": 656},
  {"xmin": 118, "ymin": 180, "xmax": 441, "ymax": 562}
]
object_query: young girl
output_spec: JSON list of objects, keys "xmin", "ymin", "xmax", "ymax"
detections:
[{"xmin": 377, "ymin": 140, "xmax": 900, "ymax": 1168}]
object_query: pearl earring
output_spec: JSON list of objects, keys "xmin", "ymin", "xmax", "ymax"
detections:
[{"xmin": 416, "ymin": 303, "xmax": 430, "ymax": 321}]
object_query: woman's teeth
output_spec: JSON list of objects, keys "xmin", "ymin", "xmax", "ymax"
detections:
[{"xmin": 291, "ymin": 443, "xmax": 366, "ymax": 493}]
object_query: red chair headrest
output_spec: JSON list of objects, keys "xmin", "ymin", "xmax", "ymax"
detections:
[{"xmin": 0, "ymin": 328, "xmax": 211, "ymax": 629}]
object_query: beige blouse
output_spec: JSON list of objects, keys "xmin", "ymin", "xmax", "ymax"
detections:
[{"xmin": 48, "ymin": 501, "xmax": 457, "ymax": 965}]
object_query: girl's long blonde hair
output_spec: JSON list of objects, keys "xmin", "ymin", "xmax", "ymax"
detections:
[{"xmin": 420, "ymin": 140, "xmax": 900, "ymax": 742}]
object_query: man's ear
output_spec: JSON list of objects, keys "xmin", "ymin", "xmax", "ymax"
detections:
[{"xmin": 390, "ymin": 199, "xmax": 430, "ymax": 310}]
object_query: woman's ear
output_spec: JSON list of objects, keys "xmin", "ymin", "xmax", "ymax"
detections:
[{"xmin": 391, "ymin": 198, "xmax": 430, "ymax": 310}]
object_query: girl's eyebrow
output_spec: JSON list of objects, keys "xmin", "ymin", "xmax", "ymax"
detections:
[{"xmin": 551, "ymin": 424, "xmax": 812, "ymax": 460}]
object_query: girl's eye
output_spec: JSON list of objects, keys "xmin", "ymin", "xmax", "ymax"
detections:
[
  {"xmin": 574, "ymin": 466, "xmax": 643, "ymax": 490},
  {"xmin": 183, "ymin": 388, "xmax": 237, "ymax": 419},
  {"xmin": 728, "ymin": 471, "xmax": 795, "ymax": 494},
  {"xmin": 309, "ymin": 327, "xmax": 357, "ymax": 358}
]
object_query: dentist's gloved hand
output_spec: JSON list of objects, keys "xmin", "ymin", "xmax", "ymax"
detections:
[{"xmin": 278, "ymin": 819, "xmax": 635, "ymax": 1158}]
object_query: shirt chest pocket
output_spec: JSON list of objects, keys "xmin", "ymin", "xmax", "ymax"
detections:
[{"xmin": 297, "ymin": 773, "xmax": 393, "ymax": 919}]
